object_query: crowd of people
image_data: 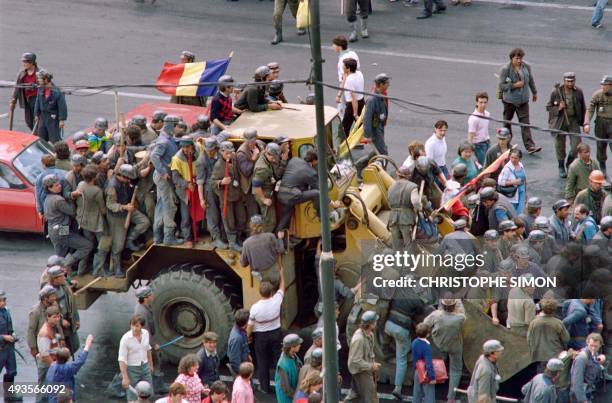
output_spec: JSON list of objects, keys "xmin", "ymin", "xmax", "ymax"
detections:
[{"xmin": 1, "ymin": 35, "xmax": 612, "ymax": 403}]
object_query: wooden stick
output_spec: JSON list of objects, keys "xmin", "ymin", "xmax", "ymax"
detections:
[
  {"xmin": 8, "ymin": 105, "xmax": 14, "ymax": 130},
  {"xmin": 412, "ymin": 180, "xmax": 425, "ymax": 241},
  {"xmin": 124, "ymin": 185, "xmax": 139, "ymax": 230}
]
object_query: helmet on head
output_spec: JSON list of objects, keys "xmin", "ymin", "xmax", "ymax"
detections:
[
  {"xmin": 534, "ymin": 216, "xmax": 550, "ymax": 231},
  {"xmin": 499, "ymin": 220, "xmax": 517, "ymax": 232},
  {"xmin": 484, "ymin": 229, "xmax": 499, "ymax": 240},
  {"xmin": 42, "ymin": 174, "xmax": 60, "ymax": 189},
  {"xmin": 496, "ymin": 127, "xmax": 511, "ymax": 139},
  {"xmin": 546, "ymin": 358, "xmax": 564, "ymax": 372},
  {"xmin": 374, "ymin": 73, "xmax": 391, "ymax": 85},
  {"xmin": 588, "ymin": 170, "xmax": 605, "ymax": 184},
  {"xmin": 36, "ymin": 69, "xmax": 53, "ymax": 81},
  {"xmin": 268, "ymin": 80, "xmax": 284, "ymax": 96},
  {"xmin": 243, "ymin": 128, "xmax": 258, "ymax": 141},
  {"xmin": 361, "ymin": 310, "xmax": 379, "ymax": 325},
  {"xmin": 267, "ymin": 62, "xmax": 280, "ymax": 71},
  {"xmin": 70, "ymin": 154, "xmax": 87, "ymax": 167},
  {"xmin": 180, "ymin": 50, "xmax": 195, "ymax": 62},
  {"xmin": 219, "ymin": 141, "xmax": 235, "ymax": 153},
  {"xmin": 254, "ymin": 65, "xmax": 272, "ymax": 81},
  {"xmin": 415, "ymin": 156, "xmax": 430, "ymax": 175},
  {"xmin": 135, "ymin": 381, "xmax": 153, "ymax": 398},
  {"xmin": 163, "ymin": 115, "xmax": 180, "ymax": 125},
  {"xmin": 478, "ymin": 186, "xmax": 497, "ymax": 201},
  {"xmin": 452, "ymin": 163, "xmax": 467, "ymax": 178},
  {"xmin": 196, "ymin": 115, "xmax": 210, "ymax": 130},
  {"xmin": 249, "ymin": 215, "xmax": 263, "ymax": 226},
  {"xmin": 204, "ymin": 138, "xmax": 219, "ymax": 151},
  {"xmin": 265, "ymin": 142, "xmax": 281, "ymax": 158},
  {"xmin": 47, "ymin": 255, "xmax": 66, "ymax": 267},
  {"xmin": 552, "ymin": 199, "xmax": 571, "ymax": 212},
  {"xmin": 483, "ymin": 339, "xmax": 504, "ymax": 354},
  {"xmin": 528, "ymin": 230, "xmax": 546, "ymax": 242},
  {"xmin": 218, "ymin": 74, "xmax": 234, "ymax": 87},
  {"xmin": 117, "ymin": 164, "xmax": 137, "ymax": 180},
  {"xmin": 600, "ymin": 216, "xmax": 612, "ymax": 231},
  {"xmin": 130, "ymin": 115, "xmax": 147, "ymax": 129},
  {"xmin": 396, "ymin": 166, "xmax": 412, "ymax": 179},
  {"xmin": 527, "ymin": 197, "xmax": 542, "ymax": 209},
  {"xmin": 91, "ymin": 151, "xmax": 106, "ymax": 164},
  {"xmin": 311, "ymin": 327, "xmax": 323, "ymax": 340},
  {"xmin": 135, "ymin": 286, "xmax": 153, "ymax": 299},
  {"xmin": 39, "ymin": 284, "xmax": 57, "ymax": 299},
  {"xmin": 515, "ymin": 246, "xmax": 530, "ymax": 259},
  {"xmin": 282, "ymin": 333, "xmax": 303, "ymax": 348},
  {"xmin": 466, "ymin": 194, "xmax": 480, "ymax": 208},
  {"xmin": 72, "ymin": 131, "xmax": 88, "ymax": 143},
  {"xmin": 311, "ymin": 348, "xmax": 323, "ymax": 363},
  {"xmin": 152, "ymin": 110, "xmax": 167, "ymax": 122},
  {"xmin": 453, "ymin": 219, "xmax": 467, "ymax": 230},
  {"xmin": 21, "ymin": 52, "xmax": 36, "ymax": 63}
]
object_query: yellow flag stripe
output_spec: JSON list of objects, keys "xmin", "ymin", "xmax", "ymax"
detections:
[{"xmin": 176, "ymin": 62, "xmax": 207, "ymax": 97}]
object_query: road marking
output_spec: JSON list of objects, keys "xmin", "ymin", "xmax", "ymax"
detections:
[
  {"xmin": 476, "ymin": 0, "xmax": 609, "ymax": 11},
  {"xmin": 0, "ymin": 80, "xmax": 169, "ymax": 101},
  {"xmin": 0, "ymin": 113, "xmax": 8, "ymax": 119},
  {"xmin": 218, "ymin": 374, "xmax": 413, "ymax": 401}
]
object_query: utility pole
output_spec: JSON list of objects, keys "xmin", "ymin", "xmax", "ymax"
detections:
[{"xmin": 309, "ymin": 1, "xmax": 339, "ymax": 402}]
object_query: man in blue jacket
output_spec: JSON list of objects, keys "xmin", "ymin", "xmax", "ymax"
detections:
[
  {"xmin": 45, "ymin": 335, "xmax": 92, "ymax": 403},
  {"xmin": 34, "ymin": 69, "xmax": 67, "ymax": 144},
  {"xmin": 227, "ymin": 309, "xmax": 250, "ymax": 375},
  {"xmin": 363, "ymin": 74, "xmax": 390, "ymax": 155},
  {"xmin": 563, "ymin": 299, "xmax": 601, "ymax": 349}
]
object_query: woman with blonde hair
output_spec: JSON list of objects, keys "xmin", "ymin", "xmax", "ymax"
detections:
[{"xmin": 293, "ymin": 370, "xmax": 323, "ymax": 402}]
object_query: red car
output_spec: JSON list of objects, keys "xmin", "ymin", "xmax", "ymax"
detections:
[{"xmin": 0, "ymin": 130, "xmax": 53, "ymax": 233}]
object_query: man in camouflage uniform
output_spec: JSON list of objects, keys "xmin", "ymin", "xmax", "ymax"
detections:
[
  {"xmin": 584, "ymin": 75, "xmax": 612, "ymax": 174},
  {"xmin": 252, "ymin": 142, "xmax": 287, "ymax": 232},
  {"xmin": 387, "ymin": 167, "xmax": 422, "ymax": 251}
]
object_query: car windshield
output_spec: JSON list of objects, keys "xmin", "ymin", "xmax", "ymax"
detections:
[{"xmin": 13, "ymin": 140, "xmax": 52, "ymax": 185}]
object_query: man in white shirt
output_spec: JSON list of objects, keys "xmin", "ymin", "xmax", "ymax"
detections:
[
  {"xmin": 118, "ymin": 314, "xmax": 154, "ymax": 402},
  {"xmin": 246, "ymin": 269, "xmax": 285, "ymax": 394},
  {"xmin": 336, "ymin": 58, "xmax": 365, "ymax": 137},
  {"xmin": 332, "ymin": 35, "xmax": 360, "ymax": 84},
  {"xmin": 425, "ymin": 120, "xmax": 450, "ymax": 179},
  {"xmin": 468, "ymin": 92, "xmax": 492, "ymax": 165}
]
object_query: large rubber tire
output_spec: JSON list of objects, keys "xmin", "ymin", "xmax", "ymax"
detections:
[{"xmin": 149, "ymin": 262, "xmax": 237, "ymax": 364}]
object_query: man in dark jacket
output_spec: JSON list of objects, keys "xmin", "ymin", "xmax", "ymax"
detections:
[
  {"xmin": 235, "ymin": 66, "xmax": 281, "ymax": 113},
  {"xmin": 546, "ymin": 72, "xmax": 586, "ymax": 178},
  {"xmin": 227, "ymin": 309, "xmax": 250, "ymax": 375},
  {"xmin": 9, "ymin": 52, "xmax": 39, "ymax": 130},
  {"xmin": 34, "ymin": 69, "xmax": 67, "ymax": 144},
  {"xmin": 363, "ymin": 74, "xmax": 390, "ymax": 155},
  {"xmin": 197, "ymin": 332, "xmax": 220, "ymax": 388},
  {"xmin": 0, "ymin": 291, "xmax": 22, "ymax": 401},
  {"xmin": 497, "ymin": 48, "xmax": 541, "ymax": 154}
]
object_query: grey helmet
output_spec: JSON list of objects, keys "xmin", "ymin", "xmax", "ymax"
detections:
[
  {"xmin": 374, "ymin": 73, "xmax": 391, "ymax": 85},
  {"xmin": 243, "ymin": 128, "xmax": 258, "ymax": 141},
  {"xmin": 70, "ymin": 154, "xmax": 87, "ymax": 167},
  {"xmin": 47, "ymin": 255, "xmax": 66, "ymax": 267},
  {"xmin": 478, "ymin": 186, "xmax": 497, "ymax": 201},
  {"xmin": 265, "ymin": 142, "xmax": 281, "ymax": 158},
  {"xmin": 72, "ymin": 130, "xmax": 88, "ymax": 143},
  {"xmin": 310, "ymin": 347, "xmax": 323, "ymax": 363},
  {"xmin": 36, "ymin": 69, "xmax": 53, "ymax": 81},
  {"xmin": 466, "ymin": 194, "xmax": 480, "ymax": 208},
  {"xmin": 218, "ymin": 74, "xmax": 235, "ymax": 88},
  {"xmin": 151, "ymin": 110, "xmax": 167, "ymax": 122},
  {"xmin": 180, "ymin": 50, "xmax": 195, "ymax": 62},
  {"xmin": 552, "ymin": 199, "xmax": 571, "ymax": 212},
  {"xmin": 452, "ymin": 163, "xmax": 467, "ymax": 178},
  {"xmin": 39, "ymin": 284, "xmax": 57, "ymax": 299},
  {"xmin": 499, "ymin": 220, "xmax": 517, "ymax": 232},
  {"xmin": 204, "ymin": 137, "xmax": 219, "ymax": 151},
  {"xmin": 42, "ymin": 174, "xmax": 60, "ymax": 189},
  {"xmin": 117, "ymin": 164, "xmax": 137, "ymax": 180},
  {"xmin": 483, "ymin": 339, "xmax": 504, "ymax": 354},
  {"xmin": 254, "ymin": 65, "xmax": 272, "ymax": 81},
  {"xmin": 311, "ymin": 327, "xmax": 323, "ymax": 340},
  {"xmin": 21, "ymin": 52, "xmax": 36, "ymax": 63},
  {"xmin": 526, "ymin": 197, "xmax": 542, "ymax": 209},
  {"xmin": 130, "ymin": 115, "xmax": 147, "ymax": 129},
  {"xmin": 496, "ymin": 127, "xmax": 511, "ymax": 139},
  {"xmin": 484, "ymin": 229, "xmax": 499, "ymax": 240},
  {"xmin": 94, "ymin": 117, "xmax": 109, "ymax": 131},
  {"xmin": 534, "ymin": 216, "xmax": 550, "ymax": 231},
  {"xmin": 282, "ymin": 333, "xmax": 303, "ymax": 348},
  {"xmin": 219, "ymin": 141, "xmax": 235, "ymax": 153},
  {"xmin": 196, "ymin": 115, "xmax": 210, "ymax": 130},
  {"xmin": 268, "ymin": 80, "xmax": 284, "ymax": 96},
  {"xmin": 135, "ymin": 380, "xmax": 153, "ymax": 398},
  {"xmin": 361, "ymin": 310, "xmax": 379, "ymax": 325},
  {"xmin": 528, "ymin": 230, "xmax": 546, "ymax": 242},
  {"xmin": 453, "ymin": 219, "xmax": 467, "ymax": 230},
  {"xmin": 600, "ymin": 216, "xmax": 612, "ymax": 231}
]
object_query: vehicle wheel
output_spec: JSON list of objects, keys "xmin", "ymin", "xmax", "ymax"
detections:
[{"xmin": 150, "ymin": 262, "xmax": 238, "ymax": 364}]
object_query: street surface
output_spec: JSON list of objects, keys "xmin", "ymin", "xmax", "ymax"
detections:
[{"xmin": 1, "ymin": 0, "xmax": 611, "ymax": 401}]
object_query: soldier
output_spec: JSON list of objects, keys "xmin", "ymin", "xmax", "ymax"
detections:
[
  {"xmin": 574, "ymin": 170, "xmax": 606, "ymax": 223},
  {"xmin": 87, "ymin": 117, "xmax": 113, "ymax": 153},
  {"xmin": 484, "ymin": 128, "xmax": 513, "ymax": 180},
  {"xmin": 190, "ymin": 115, "xmax": 210, "ymax": 139},
  {"xmin": 253, "ymin": 143, "xmax": 287, "ymax": 232},
  {"xmin": 274, "ymin": 334, "xmax": 303, "ymax": 403},
  {"xmin": 236, "ymin": 128, "xmax": 263, "ymax": 228},
  {"xmin": 521, "ymin": 358, "xmax": 564, "ymax": 403},
  {"xmin": 527, "ymin": 299, "xmax": 569, "ymax": 371},
  {"xmin": 210, "ymin": 75, "xmax": 242, "ymax": 135},
  {"xmin": 150, "ymin": 115, "xmax": 182, "ymax": 245},
  {"xmin": 546, "ymin": 72, "xmax": 586, "ymax": 178},
  {"xmin": 271, "ymin": 0, "xmax": 302, "ymax": 45},
  {"xmin": 304, "ymin": 328, "xmax": 323, "ymax": 365},
  {"xmin": 565, "ymin": 143, "xmax": 601, "ymax": 201},
  {"xmin": 583, "ymin": 75, "xmax": 612, "ymax": 175},
  {"xmin": 363, "ymin": 73, "xmax": 391, "ymax": 155},
  {"xmin": 62, "ymin": 154, "xmax": 86, "ymax": 207},
  {"xmin": 479, "ymin": 186, "xmax": 518, "ymax": 230},
  {"xmin": 573, "ymin": 204, "xmax": 599, "ymax": 243},
  {"xmin": 519, "ymin": 196, "xmax": 542, "ymax": 235},
  {"xmin": 148, "ymin": 110, "xmax": 166, "ymax": 137},
  {"xmin": 440, "ymin": 218, "xmax": 480, "ymax": 256},
  {"xmin": 423, "ymin": 298, "xmax": 466, "ymax": 403},
  {"xmin": 345, "ymin": 311, "xmax": 380, "ymax": 403},
  {"xmin": 105, "ymin": 164, "xmax": 150, "ymax": 277},
  {"xmin": 9, "ymin": 52, "xmax": 39, "ymax": 130},
  {"xmin": 211, "ymin": 141, "xmax": 244, "ymax": 251},
  {"xmin": 196, "ymin": 138, "xmax": 226, "ymax": 248},
  {"xmin": 235, "ymin": 66, "xmax": 282, "ymax": 113},
  {"xmin": 42, "ymin": 174, "xmax": 93, "ymax": 273},
  {"xmin": 0, "ymin": 290, "xmax": 22, "ymax": 401},
  {"xmin": 549, "ymin": 199, "xmax": 573, "ymax": 246},
  {"xmin": 298, "ymin": 347, "xmax": 322, "ymax": 386},
  {"xmin": 47, "ymin": 266, "xmax": 80, "ymax": 356},
  {"xmin": 481, "ymin": 229, "xmax": 503, "ymax": 273},
  {"xmin": 498, "ymin": 219, "xmax": 519, "ymax": 259},
  {"xmin": 570, "ymin": 333, "xmax": 606, "ymax": 403},
  {"xmin": 27, "ymin": 286, "xmax": 60, "ymax": 358},
  {"xmin": 240, "ymin": 215, "xmax": 285, "ymax": 284},
  {"xmin": 467, "ymin": 339, "xmax": 503, "ymax": 403},
  {"xmin": 387, "ymin": 167, "xmax": 422, "ymax": 251},
  {"xmin": 33, "ymin": 69, "xmax": 67, "ymax": 144},
  {"xmin": 170, "ymin": 136, "xmax": 204, "ymax": 248}
]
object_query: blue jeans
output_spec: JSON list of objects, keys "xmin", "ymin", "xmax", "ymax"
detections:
[
  {"xmin": 473, "ymin": 140, "xmax": 490, "ymax": 166},
  {"xmin": 412, "ymin": 370, "xmax": 435, "ymax": 403},
  {"xmin": 592, "ymin": 0, "xmax": 608, "ymax": 25},
  {"xmin": 384, "ymin": 320, "xmax": 412, "ymax": 388}
]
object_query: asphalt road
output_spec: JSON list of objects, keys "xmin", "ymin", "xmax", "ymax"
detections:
[{"xmin": 1, "ymin": 0, "xmax": 611, "ymax": 401}]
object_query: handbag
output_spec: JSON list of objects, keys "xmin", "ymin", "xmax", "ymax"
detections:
[
  {"xmin": 416, "ymin": 358, "xmax": 448, "ymax": 384},
  {"xmin": 296, "ymin": 0, "xmax": 310, "ymax": 30},
  {"xmin": 497, "ymin": 184, "xmax": 518, "ymax": 198}
]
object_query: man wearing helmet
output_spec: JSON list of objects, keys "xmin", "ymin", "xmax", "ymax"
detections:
[
  {"xmin": 252, "ymin": 142, "xmax": 288, "ymax": 232},
  {"xmin": 387, "ymin": 166, "xmax": 422, "ymax": 251},
  {"xmin": 34, "ymin": 69, "xmax": 67, "ymax": 143},
  {"xmin": 363, "ymin": 74, "xmax": 391, "ymax": 155},
  {"xmin": 105, "ymin": 164, "xmax": 150, "ymax": 277},
  {"xmin": 519, "ymin": 197, "xmax": 542, "ymax": 235},
  {"xmin": 573, "ymin": 170, "xmax": 606, "ymax": 223},
  {"xmin": 236, "ymin": 129, "xmax": 265, "ymax": 227},
  {"xmin": 345, "ymin": 311, "xmax": 380, "ymax": 403},
  {"xmin": 9, "ymin": 52, "xmax": 39, "ymax": 130},
  {"xmin": 484, "ymin": 127, "xmax": 513, "ymax": 181},
  {"xmin": 549, "ymin": 199, "xmax": 573, "ymax": 246},
  {"xmin": 210, "ymin": 75, "xmax": 242, "ymax": 135},
  {"xmin": 235, "ymin": 66, "xmax": 282, "ymax": 113},
  {"xmin": 88, "ymin": 117, "xmax": 113, "ymax": 153},
  {"xmin": 467, "ymin": 340, "xmax": 503, "ymax": 403}
]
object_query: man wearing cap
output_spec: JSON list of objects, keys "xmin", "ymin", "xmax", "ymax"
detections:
[
  {"xmin": 298, "ymin": 347, "xmax": 322, "ymax": 386},
  {"xmin": 584, "ymin": 75, "xmax": 612, "ymax": 174},
  {"xmin": 574, "ymin": 170, "xmax": 606, "ymax": 223},
  {"xmin": 48, "ymin": 266, "xmax": 81, "ymax": 356},
  {"xmin": 274, "ymin": 334, "xmax": 302, "ymax": 403},
  {"xmin": 150, "ymin": 115, "xmax": 182, "ymax": 245},
  {"xmin": 549, "ymin": 199, "xmax": 573, "ymax": 246},
  {"xmin": 236, "ymin": 129, "xmax": 264, "ymax": 226},
  {"xmin": 498, "ymin": 219, "xmax": 519, "ymax": 259},
  {"xmin": 196, "ymin": 137, "xmax": 226, "ymax": 249},
  {"xmin": 521, "ymin": 358, "xmax": 564, "ymax": 402},
  {"xmin": 211, "ymin": 141, "xmax": 245, "ymax": 251},
  {"xmin": 484, "ymin": 127, "xmax": 513, "ymax": 181},
  {"xmin": 43, "ymin": 174, "xmax": 94, "ymax": 273},
  {"xmin": 481, "ymin": 229, "xmax": 503, "ymax": 273},
  {"xmin": 105, "ymin": 164, "xmax": 150, "ymax": 277},
  {"xmin": 0, "ymin": 291, "xmax": 22, "ymax": 401},
  {"xmin": 170, "ymin": 136, "xmax": 204, "ymax": 248},
  {"xmin": 467, "ymin": 339, "xmax": 503, "ymax": 403},
  {"xmin": 304, "ymin": 328, "xmax": 323, "ymax": 365},
  {"xmin": 197, "ymin": 331, "xmax": 221, "ymax": 388},
  {"xmin": 87, "ymin": 117, "xmax": 113, "ymax": 153},
  {"xmin": 241, "ymin": 215, "xmax": 285, "ymax": 284},
  {"xmin": 519, "ymin": 197, "xmax": 542, "ymax": 235},
  {"xmin": 363, "ymin": 74, "xmax": 390, "ymax": 155},
  {"xmin": 134, "ymin": 287, "xmax": 160, "ymax": 376},
  {"xmin": 62, "ymin": 154, "xmax": 86, "ymax": 206},
  {"xmin": 34, "ymin": 69, "xmax": 67, "ymax": 143},
  {"xmin": 507, "ymin": 273, "xmax": 537, "ymax": 337},
  {"xmin": 566, "ymin": 143, "xmax": 601, "ymax": 201},
  {"xmin": 235, "ymin": 66, "xmax": 282, "ymax": 113},
  {"xmin": 27, "ymin": 285, "xmax": 61, "ymax": 358},
  {"xmin": 570, "ymin": 333, "xmax": 606, "ymax": 402},
  {"xmin": 210, "ymin": 75, "xmax": 242, "ymax": 135},
  {"xmin": 148, "ymin": 110, "xmax": 166, "ymax": 137},
  {"xmin": 35, "ymin": 155, "xmax": 67, "ymax": 216},
  {"xmin": 524, "ymin": 230, "xmax": 552, "ymax": 265},
  {"xmin": 423, "ymin": 298, "xmax": 466, "ymax": 403},
  {"xmin": 478, "ymin": 187, "xmax": 518, "ymax": 231},
  {"xmin": 10, "ymin": 52, "xmax": 39, "ymax": 130},
  {"xmin": 546, "ymin": 72, "xmax": 586, "ymax": 178},
  {"xmin": 227, "ymin": 309, "xmax": 251, "ymax": 375},
  {"xmin": 387, "ymin": 167, "xmax": 422, "ymax": 251},
  {"xmin": 345, "ymin": 311, "xmax": 380, "ymax": 403},
  {"xmin": 527, "ymin": 299, "xmax": 569, "ymax": 372}
]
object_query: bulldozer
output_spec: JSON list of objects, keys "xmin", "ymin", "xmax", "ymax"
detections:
[{"xmin": 70, "ymin": 103, "xmax": 531, "ymax": 384}]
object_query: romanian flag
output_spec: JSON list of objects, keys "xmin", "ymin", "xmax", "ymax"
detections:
[{"xmin": 156, "ymin": 58, "xmax": 231, "ymax": 97}]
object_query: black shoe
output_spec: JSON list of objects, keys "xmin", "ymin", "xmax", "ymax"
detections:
[
  {"xmin": 125, "ymin": 239, "xmax": 140, "ymax": 251},
  {"xmin": 527, "ymin": 146, "xmax": 542, "ymax": 154},
  {"xmin": 391, "ymin": 390, "xmax": 403, "ymax": 400},
  {"xmin": 271, "ymin": 32, "xmax": 283, "ymax": 45},
  {"xmin": 558, "ymin": 166, "xmax": 567, "ymax": 179},
  {"xmin": 433, "ymin": 6, "xmax": 446, "ymax": 13},
  {"xmin": 417, "ymin": 12, "xmax": 432, "ymax": 18}
]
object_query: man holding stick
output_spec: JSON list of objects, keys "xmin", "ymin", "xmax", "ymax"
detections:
[{"xmin": 9, "ymin": 52, "xmax": 39, "ymax": 130}]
